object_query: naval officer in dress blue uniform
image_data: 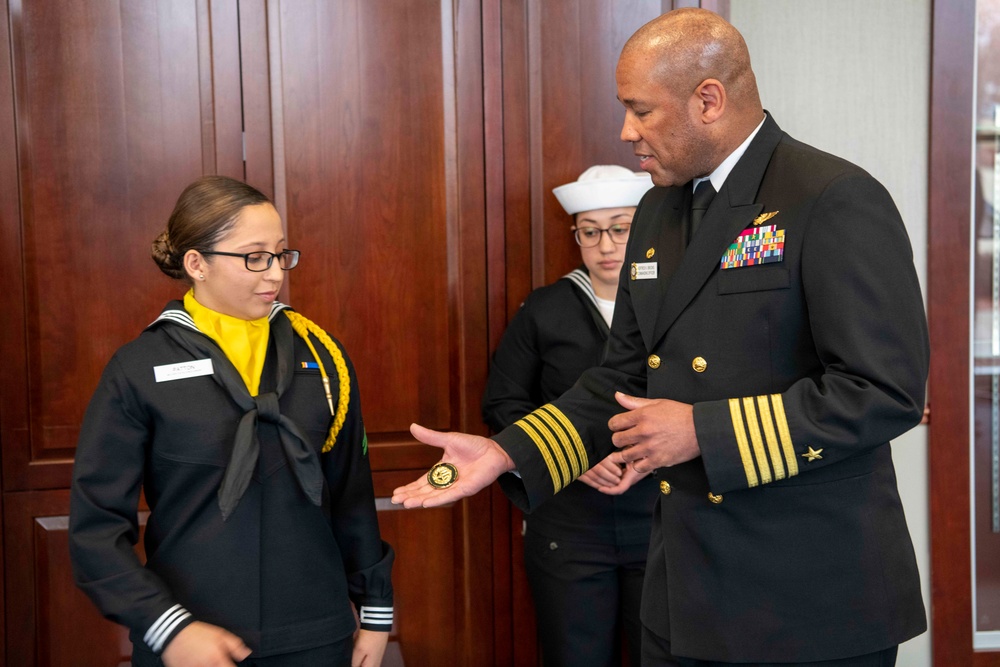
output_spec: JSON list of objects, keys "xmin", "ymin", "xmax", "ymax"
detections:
[{"xmin": 393, "ymin": 8, "xmax": 927, "ymax": 666}]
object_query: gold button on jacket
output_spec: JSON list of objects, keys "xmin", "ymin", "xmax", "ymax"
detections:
[
  {"xmin": 708, "ymin": 492, "xmax": 723, "ymax": 505},
  {"xmin": 692, "ymin": 356, "xmax": 707, "ymax": 373},
  {"xmin": 648, "ymin": 354, "xmax": 661, "ymax": 369},
  {"xmin": 659, "ymin": 480, "xmax": 671, "ymax": 495}
]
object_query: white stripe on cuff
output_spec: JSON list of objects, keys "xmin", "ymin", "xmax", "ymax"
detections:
[
  {"xmin": 359, "ymin": 606, "xmax": 393, "ymax": 625},
  {"xmin": 144, "ymin": 604, "xmax": 192, "ymax": 652}
]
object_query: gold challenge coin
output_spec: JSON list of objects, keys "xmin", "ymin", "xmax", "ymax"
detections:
[{"xmin": 427, "ymin": 462, "xmax": 459, "ymax": 489}]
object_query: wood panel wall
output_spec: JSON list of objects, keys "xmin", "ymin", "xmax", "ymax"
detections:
[
  {"xmin": 929, "ymin": 0, "xmax": 1000, "ymax": 663},
  {"xmin": 1, "ymin": 0, "xmax": 239, "ymax": 493},
  {"xmin": 0, "ymin": 1, "xmax": 723, "ymax": 664}
]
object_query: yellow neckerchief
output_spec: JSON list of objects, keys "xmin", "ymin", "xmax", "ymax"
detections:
[{"xmin": 184, "ymin": 290, "xmax": 270, "ymax": 396}]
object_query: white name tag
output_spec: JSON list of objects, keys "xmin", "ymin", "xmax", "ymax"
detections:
[
  {"xmin": 154, "ymin": 358, "xmax": 214, "ymax": 383},
  {"xmin": 631, "ymin": 261, "xmax": 658, "ymax": 280}
]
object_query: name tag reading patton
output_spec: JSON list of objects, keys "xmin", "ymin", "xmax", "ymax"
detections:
[
  {"xmin": 154, "ymin": 358, "xmax": 214, "ymax": 383},
  {"xmin": 631, "ymin": 261, "xmax": 658, "ymax": 280}
]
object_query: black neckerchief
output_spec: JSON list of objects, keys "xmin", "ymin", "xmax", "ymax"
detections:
[{"xmin": 156, "ymin": 305, "xmax": 324, "ymax": 520}]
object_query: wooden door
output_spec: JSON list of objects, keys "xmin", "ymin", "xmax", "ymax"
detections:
[
  {"xmin": 258, "ymin": 1, "xmax": 495, "ymax": 663},
  {"xmin": 0, "ymin": 0, "xmax": 246, "ymax": 492},
  {"xmin": 929, "ymin": 0, "xmax": 1000, "ymax": 663},
  {"xmin": 0, "ymin": 0, "xmax": 248, "ymax": 663}
]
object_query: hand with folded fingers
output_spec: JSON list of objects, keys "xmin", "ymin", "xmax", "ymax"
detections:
[{"xmin": 608, "ymin": 392, "xmax": 700, "ymax": 473}]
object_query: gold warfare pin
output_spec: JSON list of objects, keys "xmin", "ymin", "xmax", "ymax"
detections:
[{"xmin": 753, "ymin": 211, "xmax": 779, "ymax": 225}]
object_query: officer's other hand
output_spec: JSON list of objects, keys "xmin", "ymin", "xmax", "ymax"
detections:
[
  {"xmin": 595, "ymin": 460, "xmax": 650, "ymax": 495},
  {"xmin": 608, "ymin": 393, "xmax": 700, "ymax": 473},
  {"xmin": 390, "ymin": 424, "xmax": 515, "ymax": 508},
  {"xmin": 161, "ymin": 621, "xmax": 251, "ymax": 667},
  {"xmin": 577, "ymin": 455, "xmax": 624, "ymax": 490}
]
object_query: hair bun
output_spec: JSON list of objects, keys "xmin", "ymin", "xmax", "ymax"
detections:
[{"xmin": 151, "ymin": 230, "xmax": 186, "ymax": 280}]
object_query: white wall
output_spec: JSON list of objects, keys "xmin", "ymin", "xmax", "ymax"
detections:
[{"xmin": 728, "ymin": 2, "xmax": 932, "ymax": 665}]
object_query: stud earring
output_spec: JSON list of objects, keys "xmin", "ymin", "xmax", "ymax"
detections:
[{"xmin": 199, "ymin": 274, "xmax": 205, "ymax": 280}]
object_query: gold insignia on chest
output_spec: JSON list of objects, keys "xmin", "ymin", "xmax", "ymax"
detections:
[
  {"xmin": 753, "ymin": 211, "xmax": 779, "ymax": 225},
  {"xmin": 646, "ymin": 247, "xmax": 655, "ymax": 259},
  {"xmin": 801, "ymin": 446, "xmax": 824, "ymax": 462}
]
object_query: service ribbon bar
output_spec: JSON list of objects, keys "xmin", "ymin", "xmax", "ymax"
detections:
[{"xmin": 721, "ymin": 224, "xmax": 785, "ymax": 269}]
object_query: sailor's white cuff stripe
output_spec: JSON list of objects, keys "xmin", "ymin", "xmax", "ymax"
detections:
[
  {"xmin": 144, "ymin": 604, "xmax": 192, "ymax": 652},
  {"xmin": 360, "ymin": 606, "xmax": 393, "ymax": 625},
  {"xmin": 155, "ymin": 611, "xmax": 193, "ymax": 652},
  {"xmin": 144, "ymin": 604, "xmax": 183, "ymax": 644}
]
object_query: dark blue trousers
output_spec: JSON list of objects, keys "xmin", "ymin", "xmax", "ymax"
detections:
[{"xmin": 641, "ymin": 625, "xmax": 899, "ymax": 667}]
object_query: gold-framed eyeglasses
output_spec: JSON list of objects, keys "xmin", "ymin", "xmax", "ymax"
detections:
[
  {"xmin": 571, "ymin": 224, "xmax": 631, "ymax": 248},
  {"xmin": 201, "ymin": 249, "xmax": 301, "ymax": 272}
]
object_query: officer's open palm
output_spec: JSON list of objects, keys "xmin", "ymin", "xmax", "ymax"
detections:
[{"xmin": 391, "ymin": 424, "xmax": 514, "ymax": 508}]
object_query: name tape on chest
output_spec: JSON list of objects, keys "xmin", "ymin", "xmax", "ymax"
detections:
[
  {"xmin": 630, "ymin": 261, "xmax": 658, "ymax": 280},
  {"xmin": 154, "ymin": 358, "xmax": 214, "ymax": 383}
]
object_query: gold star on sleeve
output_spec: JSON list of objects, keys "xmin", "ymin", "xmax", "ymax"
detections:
[{"xmin": 801, "ymin": 446, "xmax": 824, "ymax": 462}]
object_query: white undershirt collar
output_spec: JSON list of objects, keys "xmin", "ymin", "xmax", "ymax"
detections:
[{"xmin": 692, "ymin": 114, "xmax": 767, "ymax": 194}]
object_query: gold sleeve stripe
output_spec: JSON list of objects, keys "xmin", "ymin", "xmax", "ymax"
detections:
[
  {"xmin": 770, "ymin": 393, "xmax": 799, "ymax": 477},
  {"xmin": 514, "ymin": 418, "xmax": 566, "ymax": 492},
  {"xmin": 527, "ymin": 411, "xmax": 574, "ymax": 482},
  {"xmin": 534, "ymin": 409, "xmax": 581, "ymax": 479},
  {"xmin": 539, "ymin": 404, "xmax": 589, "ymax": 475},
  {"xmin": 728, "ymin": 398, "xmax": 759, "ymax": 487},
  {"xmin": 756, "ymin": 395, "xmax": 786, "ymax": 480},
  {"xmin": 742, "ymin": 397, "xmax": 772, "ymax": 485}
]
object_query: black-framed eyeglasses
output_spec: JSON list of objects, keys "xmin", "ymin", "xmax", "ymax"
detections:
[
  {"xmin": 571, "ymin": 224, "xmax": 631, "ymax": 248},
  {"xmin": 201, "ymin": 249, "xmax": 301, "ymax": 272}
]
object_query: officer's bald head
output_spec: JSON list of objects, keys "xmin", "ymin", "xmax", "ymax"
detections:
[{"xmin": 621, "ymin": 9, "xmax": 762, "ymax": 119}]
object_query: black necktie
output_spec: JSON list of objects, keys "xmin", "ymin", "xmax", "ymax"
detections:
[{"xmin": 690, "ymin": 180, "xmax": 716, "ymax": 239}]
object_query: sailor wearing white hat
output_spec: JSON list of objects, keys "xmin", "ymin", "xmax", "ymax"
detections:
[
  {"xmin": 553, "ymin": 165, "xmax": 654, "ymax": 315},
  {"xmin": 552, "ymin": 164, "xmax": 654, "ymax": 215},
  {"xmin": 482, "ymin": 165, "xmax": 654, "ymax": 667}
]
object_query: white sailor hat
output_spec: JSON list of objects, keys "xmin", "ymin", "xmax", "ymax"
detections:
[{"xmin": 552, "ymin": 165, "xmax": 654, "ymax": 215}]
